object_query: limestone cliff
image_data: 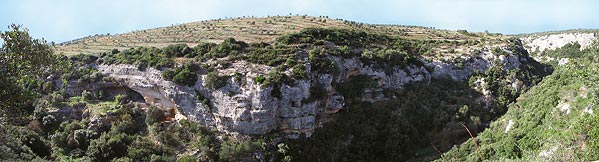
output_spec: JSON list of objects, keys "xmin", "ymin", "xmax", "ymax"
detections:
[
  {"xmin": 96, "ymin": 42, "xmax": 534, "ymax": 137},
  {"xmin": 521, "ymin": 32, "xmax": 598, "ymax": 62}
]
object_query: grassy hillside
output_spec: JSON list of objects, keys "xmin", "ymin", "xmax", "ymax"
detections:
[{"xmin": 56, "ymin": 15, "xmax": 507, "ymax": 56}]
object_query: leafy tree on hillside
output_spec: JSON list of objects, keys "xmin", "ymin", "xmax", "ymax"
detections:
[{"xmin": 0, "ymin": 24, "xmax": 58, "ymax": 123}]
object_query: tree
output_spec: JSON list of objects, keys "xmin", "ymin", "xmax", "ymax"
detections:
[
  {"xmin": 145, "ymin": 106, "xmax": 165, "ymax": 125},
  {"xmin": 0, "ymin": 24, "xmax": 57, "ymax": 123},
  {"xmin": 87, "ymin": 132, "xmax": 132, "ymax": 161}
]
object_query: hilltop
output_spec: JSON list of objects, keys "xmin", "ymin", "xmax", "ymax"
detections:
[{"xmin": 56, "ymin": 15, "xmax": 506, "ymax": 56}]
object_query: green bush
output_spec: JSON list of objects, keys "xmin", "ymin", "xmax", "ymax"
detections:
[
  {"xmin": 161, "ymin": 68, "xmax": 178, "ymax": 80},
  {"xmin": 145, "ymin": 106, "xmax": 165, "ymax": 125},
  {"xmin": 254, "ymin": 75, "xmax": 266, "ymax": 84},
  {"xmin": 276, "ymin": 27, "xmax": 390, "ymax": 47},
  {"xmin": 204, "ymin": 38, "xmax": 247, "ymax": 59},
  {"xmin": 218, "ymin": 140, "xmax": 258, "ymax": 161},
  {"xmin": 150, "ymin": 154, "xmax": 176, "ymax": 162},
  {"xmin": 261, "ymin": 68, "xmax": 291, "ymax": 98},
  {"xmin": 291, "ymin": 64, "xmax": 308, "ymax": 80},
  {"xmin": 163, "ymin": 44, "xmax": 191, "ymax": 58},
  {"xmin": 172, "ymin": 69, "xmax": 197, "ymax": 86},
  {"xmin": 264, "ymin": 68, "xmax": 287, "ymax": 86},
  {"xmin": 246, "ymin": 45, "xmax": 296, "ymax": 66},
  {"xmin": 87, "ymin": 132, "xmax": 132, "ymax": 161},
  {"xmin": 205, "ymin": 72, "xmax": 227, "ymax": 89},
  {"xmin": 308, "ymin": 48, "xmax": 339, "ymax": 74},
  {"xmin": 102, "ymin": 46, "xmax": 174, "ymax": 69},
  {"xmin": 127, "ymin": 137, "xmax": 173, "ymax": 161},
  {"xmin": 193, "ymin": 42, "xmax": 217, "ymax": 58},
  {"xmin": 542, "ymin": 42, "xmax": 588, "ymax": 59}
]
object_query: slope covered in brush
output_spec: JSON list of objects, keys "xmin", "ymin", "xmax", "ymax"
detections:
[{"xmin": 439, "ymin": 43, "xmax": 599, "ymax": 161}]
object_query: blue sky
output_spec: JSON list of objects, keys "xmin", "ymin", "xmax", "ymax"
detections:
[{"xmin": 1, "ymin": 0, "xmax": 599, "ymax": 43}]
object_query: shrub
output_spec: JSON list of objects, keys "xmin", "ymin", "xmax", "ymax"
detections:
[
  {"xmin": 145, "ymin": 106, "xmax": 165, "ymax": 125},
  {"xmin": 218, "ymin": 140, "xmax": 257, "ymax": 161},
  {"xmin": 70, "ymin": 53, "xmax": 99, "ymax": 64},
  {"xmin": 205, "ymin": 72, "xmax": 227, "ymax": 89},
  {"xmin": 254, "ymin": 75, "xmax": 266, "ymax": 84},
  {"xmin": 276, "ymin": 27, "xmax": 390, "ymax": 47},
  {"xmin": 87, "ymin": 132, "xmax": 132, "ymax": 161},
  {"xmin": 261, "ymin": 68, "xmax": 291, "ymax": 98},
  {"xmin": 150, "ymin": 154, "xmax": 176, "ymax": 162},
  {"xmin": 291, "ymin": 64, "xmax": 308, "ymax": 80},
  {"xmin": 246, "ymin": 45, "xmax": 296, "ymax": 66},
  {"xmin": 203, "ymin": 38, "xmax": 247, "ymax": 59},
  {"xmin": 172, "ymin": 69, "xmax": 197, "ymax": 86},
  {"xmin": 161, "ymin": 68, "xmax": 178, "ymax": 80},
  {"xmin": 163, "ymin": 44, "xmax": 191, "ymax": 57},
  {"xmin": 193, "ymin": 42, "xmax": 217, "ymax": 58},
  {"xmin": 102, "ymin": 47, "xmax": 174, "ymax": 69},
  {"xmin": 42, "ymin": 115, "xmax": 59, "ymax": 132},
  {"xmin": 127, "ymin": 137, "xmax": 172, "ymax": 161},
  {"xmin": 113, "ymin": 157, "xmax": 133, "ymax": 162},
  {"xmin": 264, "ymin": 68, "xmax": 288, "ymax": 86},
  {"xmin": 177, "ymin": 155, "xmax": 197, "ymax": 162},
  {"xmin": 18, "ymin": 126, "xmax": 52, "ymax": 158}
]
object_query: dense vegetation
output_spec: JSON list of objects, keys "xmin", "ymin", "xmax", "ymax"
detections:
[
  {"xmin": 288, "ymin": 78, "xmax": 488, "ymax": 161},
  {"xmin": 440, "ymin": 42, "xmax": 599, "ymax": 161},
  {"xmin": 0, "ymin": 24, "xmax": 60, "ymax": 124},
  {"xmin": 100, "ymin": 46, "xmax": 174, "ymax": 69}
]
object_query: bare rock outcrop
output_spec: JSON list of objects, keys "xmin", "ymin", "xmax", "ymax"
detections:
[{"xmin": 521, "ymin": 32, "xmax": 597, "ymax": 53}]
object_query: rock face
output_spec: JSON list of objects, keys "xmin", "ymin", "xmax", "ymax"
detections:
[
  {"xmin": 520, "ymin": 32, "xmax": 598, "ymax": 64},
  {"xmin": 96, "ymin": 43, "xmax": 534, "ymax": 137},
  {"xmin": 521, "ymin": 32, "xmax": 597, "ymax": 53},
  {"xmin": 97, "ymin": 64, "xmax": 215, "ymax": 126}
]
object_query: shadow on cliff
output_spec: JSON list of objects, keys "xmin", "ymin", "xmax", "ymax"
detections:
[{"xmin": 285, "ymin": 57, "xmax": 553, "ymax": 161}]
